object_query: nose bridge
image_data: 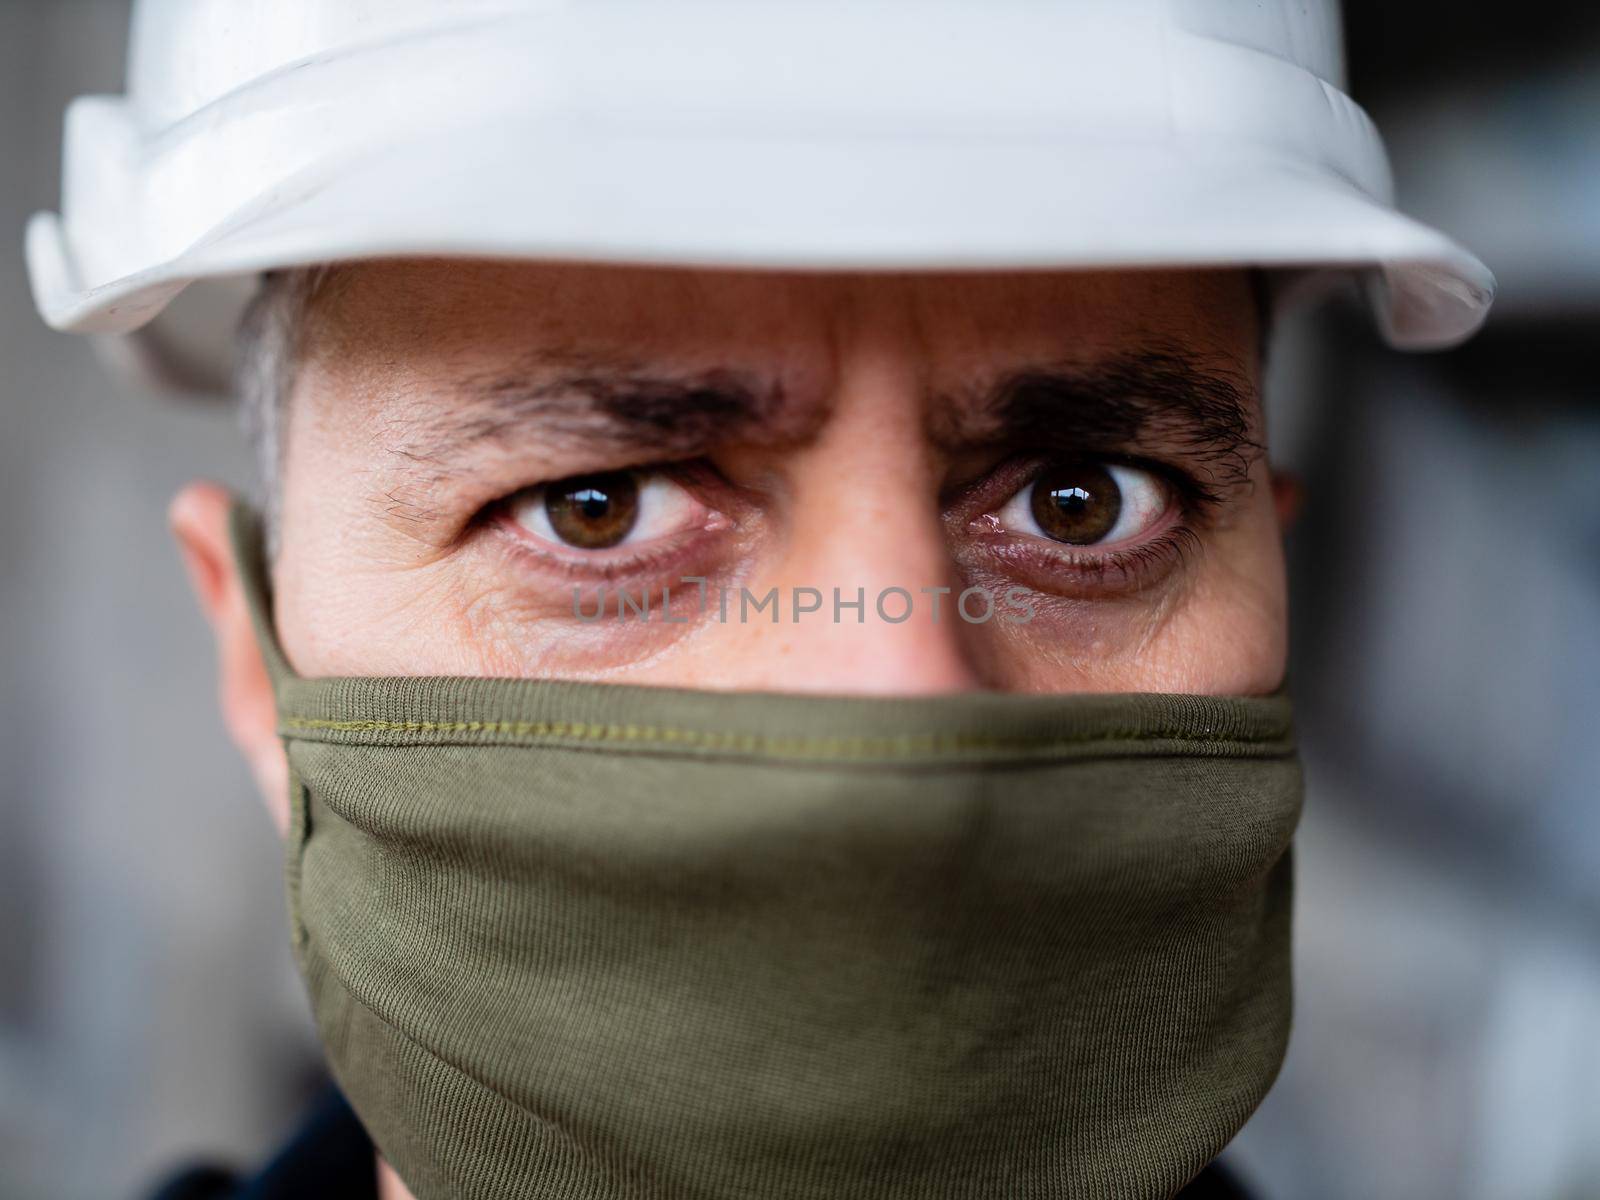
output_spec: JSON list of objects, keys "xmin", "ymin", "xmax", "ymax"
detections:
[
  {"xmin": 728, "ymin": 288, "xmax": 984, "ymax": 696},
  {"xmin": 789, "ymin": 284, "xmax": 944, "ymax": 592}
]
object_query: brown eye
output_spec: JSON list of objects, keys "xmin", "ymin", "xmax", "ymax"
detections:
[
  {"xmin": 1029, "ymin": 462, "xmax": 1123, "ymax": 544},
  {"xmin": 996, "ymin": 460, "xmax": 1169, "ymax": 547},
  {"xmin": 509, "ymin": 469, "xmax": 711, "ymax": 554},
  {"xmin": 540, "ymin": 472, "xmax": 640, "ymax": 549}
]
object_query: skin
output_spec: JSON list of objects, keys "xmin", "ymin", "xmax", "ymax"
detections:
[{"xmin": 170, "ymin": 259, "xmax": 1294, "ymax": 1199}]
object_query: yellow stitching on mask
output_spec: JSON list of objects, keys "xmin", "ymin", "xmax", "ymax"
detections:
[{"xmin": 279, "ymin": 715, "xmax": 1291, "ymax": 758}]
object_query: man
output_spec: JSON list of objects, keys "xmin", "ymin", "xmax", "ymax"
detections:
[{"xmin": 27, "ymin": 3, "xmax": 1492, "ymax": 1198}]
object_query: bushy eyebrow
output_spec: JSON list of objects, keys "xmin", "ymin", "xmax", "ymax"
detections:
[
  {"xmin": 384, "ymin": 343, "xmax": 1261, "ymax": 496},
  {"xmin": 396, "ymin": 351, "xmax": 808, "ymax": 469},
  {"xmin": 930, "ymin": 344, "xmax": 1263, "ymax": 493}
]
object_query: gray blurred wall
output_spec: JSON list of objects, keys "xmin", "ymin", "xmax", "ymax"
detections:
[
  {"xmin": 0, "ymin": 5, "xmax": 321, "ymax": 1199},
  {"xmin": 1230, "ymin": 8, "xmax": 1600, "ymax": 1197}
]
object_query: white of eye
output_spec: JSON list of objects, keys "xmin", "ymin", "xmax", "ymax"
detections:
[
  {"xmin": 511, "ymin": 473, "xmax": 701, "ymax": 550},
  {"xmin": 996, "ymin": 462, "xmax": 1169, "ymax": 546}
]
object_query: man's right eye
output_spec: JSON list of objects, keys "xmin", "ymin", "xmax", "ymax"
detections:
[{"xmin": 509, "ymin": 470, "xmax": 706, "ymax": 552}]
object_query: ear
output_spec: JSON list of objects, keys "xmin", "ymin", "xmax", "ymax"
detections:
[{"xmin": 169, "ymin": 481, "xmax": 291, "ymax": 835}]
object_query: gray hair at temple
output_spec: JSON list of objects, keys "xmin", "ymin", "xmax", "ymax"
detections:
[{"xmin": 232, "ymin": 268, "xmax": 334, "ymax": 560}]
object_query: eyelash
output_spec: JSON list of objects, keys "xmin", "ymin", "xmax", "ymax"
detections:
[
  {"xmin": 494, "ymin": 526, "xmax": 707, "ymax": 582},
  {"xmin": 975, "ymin": 521, "xmax": 1204, "ymax": 595}
]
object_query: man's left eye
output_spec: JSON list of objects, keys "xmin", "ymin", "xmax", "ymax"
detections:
[
  {"xmin": 510, "ymin": 470, "xmax": 702, "ymax": 551},
  {"xmin": 995, "ymin": 461, "xmax": 1171, "ymax": 547}
]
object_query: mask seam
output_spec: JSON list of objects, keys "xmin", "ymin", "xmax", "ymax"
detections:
[{"xmin": 278, "ymin": 715, "xmax": 1292, "ymax": 758}]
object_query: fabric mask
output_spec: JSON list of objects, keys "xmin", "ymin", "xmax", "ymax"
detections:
[{"xmin": 229, "ymin": 500, "xmax": 1302, "ymax": 1200}]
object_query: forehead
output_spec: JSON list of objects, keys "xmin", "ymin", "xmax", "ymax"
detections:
[{"xmin": 300, "ymin": 259, "xmax": 1259, "ymax": 379}]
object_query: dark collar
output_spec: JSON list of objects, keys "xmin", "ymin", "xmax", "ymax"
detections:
[
  {"xmin": 151, "ymin": 1083, "xmax": 1253, "ymax": 1199},
  {"xmin": 146, "ymin": 1084, "xmax": 376, "ymax": 1200}
]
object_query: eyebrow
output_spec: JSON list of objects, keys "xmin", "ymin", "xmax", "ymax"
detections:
[
  {"xmin": 386, "ymin": 343, "xmax": 1261, "ymax": 495},
  {"xmin": 395, "ymin": 352, "xmax": 806, "ymax": 471},
  {"xmin": 930, "ymin": 344, "xmax": 1263, "ymax": 494}
]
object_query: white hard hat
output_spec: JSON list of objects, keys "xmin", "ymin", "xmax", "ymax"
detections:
[{"xmin": 26, "ymin": 0, "xmax": 1495, "ymax": 393}]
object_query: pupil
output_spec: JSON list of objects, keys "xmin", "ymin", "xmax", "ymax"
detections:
[
  {"xmin": 576, "ymin": 489, "xmax": 610, "ymax": 519},
  {"xmin": 1057, "ymin": 487, "xmax": 1091, "ymax": 513},
  {"xmin": 1030, "ymin": 463, "xmax": 1122, "ymax": 545},
  {"xmin": 545, "ymin": 472, "xmax": 640, "ymax": 549}
]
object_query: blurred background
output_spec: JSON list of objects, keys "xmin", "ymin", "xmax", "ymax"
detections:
[{"xmin": 1, "ymin": 3, "xmax": 1595, "ymax": 1198}]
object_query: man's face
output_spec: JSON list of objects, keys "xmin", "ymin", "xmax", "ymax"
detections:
[
  {"xmin": 166, "ymin": 257, "xmax": 1292, "ymax": 1199},
  {"xmin": 265, "ymin": 260, "xmax": 1285, "ymax": 697}
]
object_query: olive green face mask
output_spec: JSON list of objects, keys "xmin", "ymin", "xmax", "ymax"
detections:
[{"xmin": 230, "ymin": 501, "xmax": 1301, "ymax": 1200}]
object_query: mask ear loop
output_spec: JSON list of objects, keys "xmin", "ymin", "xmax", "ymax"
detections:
[
  {"xmin": 226, "ymin": 495, "xmax": 316, "ymax": 958},
  {"xmin": 227, "ymin": 495, "xmax": 300, "ymax": 695}
]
